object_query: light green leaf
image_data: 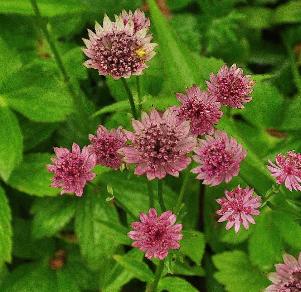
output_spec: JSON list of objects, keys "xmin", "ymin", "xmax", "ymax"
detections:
[
  {"xmin": 280, "ymin": 97, "xmax": 301, "ymax": 130},
  {"xmin": 180, "ymin": 230, "xmax": 205, "ymax": 265},
  {"xmin": 0, "ymin": 106, "xmax": 23, "ymax": 181},
  {"xmin": 220, "ymin": 227, "xmax": 251, "ymax": 244},
  {"xmin": 7, "ymin": 153, "xmax": 58, "ymax": 197},
  {"xmin": 113, "ymin": 254, "xmax": 154, "ymax": 282},
  {"xmin": 240, "ymin": 7, "xmax": 272, "ymax": 29},
  {"xmin": 31, "ymin": 197, "xmax": 77, "ymax": 239},
  {"xmin": 0, "ymin": 187, "xmax": 12, "ymax": 265},
  {"xmin": 273, "ymin": 0, "xmax": 301, "ymax": 24},
  {"xmin": 213, "ymin": 251, "xmax": 269, "ymax": 292},
  {"xmin": 158, "ymin": 276, "xmax": 198, "ymax": 292}
]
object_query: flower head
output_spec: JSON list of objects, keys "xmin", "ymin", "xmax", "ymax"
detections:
[
  {"xmin": 216, "ymin": 186, "xmax": 261, "ymax": 233},
  {"xmin": 128, "ymin": 208, "xmax": 182, "ymax": 260},
  {"xmin": 175, "ymin": 85, "xmax": 223, "ymax": 136},
  {"xmin": 268, "ymin": 151, "xmax": 301, "ymax": 191},
  {"xmin": 207, "ymin": 64, "xmax": 254, "ymax": 108},
  {"xmin": 192, "ymin": 131, "xmax": 246, "ymax": 185},
  {"xmin": 266, "ymin": 253, "xmax": 301, "ymax": 292},
  {"xmin": 83, "ymin": 10, "xmax": 156, "ymax": 79},
  {"xmin": 47, "ymin": 143, "xmax": 96, "ymax": 196},
  {"xmin": 119, "ymin": 108, "xmax": 197, "ymax": 180},
  {"xmin": 88, "ymin": 125, "xmax": 127, "ymax": 169}
]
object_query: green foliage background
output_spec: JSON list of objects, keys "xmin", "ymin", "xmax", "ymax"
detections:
[{"xmin": 0, "ymin": 0, "xmax": 301, "ymax": 291}]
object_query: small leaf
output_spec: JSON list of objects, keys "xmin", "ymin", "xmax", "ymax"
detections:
[
  {"xmin": 158, "ymin": 276, "xmax": 198, "ymax": 292},
  {"xmin": 7, "ymin": 153, "xmax": 58, "ymax": 197}
]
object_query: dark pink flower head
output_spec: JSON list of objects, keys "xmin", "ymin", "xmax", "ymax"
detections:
[
  {"xmin": 83, "ymin": 12, "xmax": 156, "ymax": 79},
  {"xmin": 47, "ymin": 143, "xmax": 96, "ymax": 197},
  {"xmin": 119, "ymin": 108, "xmax": 197, "ymax": 180},
  {"xmin": 119, "ymin": 9, "xmax": 150, "ymax": 32},
  {"xmin": 216, "ymin": 186, "xmax": 261, "ymax": 233},
  {"xmin": 88, "ymin": 125, "xmax": 127, "ymax": 170},
  {"xmin": 175, "ymin": 85, "xmax": 223, "ymax": 136},
  {"xmin": 207, "ymin": 64, "xmax": 255, "ymax": 108},
  {"xmin": 268, "ymin": 151, "xmax": 301, "ymax": 192},
  {"xmin": 128, "ymin": 208, "xmax": 182, "ymax": 260},
  {"xmin": 192, "ymin": 131, "xmax": 247, "ymax": 186},
  {"xmin": 266, "ymin": 253, "xmax": 301, "ymax": 292}
]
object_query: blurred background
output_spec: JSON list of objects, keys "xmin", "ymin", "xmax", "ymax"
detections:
[{"xmin": 0, "ymin": 0, "xmax": 301, "ymax": 291}]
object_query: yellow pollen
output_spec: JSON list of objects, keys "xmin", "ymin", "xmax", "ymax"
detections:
[{"xmin": 135, "ymin": 48, "xmax": 146, "ymax": 58}]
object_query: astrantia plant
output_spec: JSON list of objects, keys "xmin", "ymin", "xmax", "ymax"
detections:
[{"xmin": 1, "ymin": 0, "xmax": 301, "ymax": 291}]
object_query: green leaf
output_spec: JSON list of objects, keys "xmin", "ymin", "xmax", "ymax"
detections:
[
  {"xmin": 74, "ymin": 190, "xmax": 121, "ymax": 270},
  {"xmin": 1, "ymin": 61, "xmax": 73, "ymax": 122},
  {"xmin": 220, "ymin": 227, "xmax": 251, "ymax": 244},
  {"xmin": 280, "ymin": 97, "xmax": 301, "ymax": 130},
  {"xmin": 248, "ymin": 211, "xmax": 283, "ymax": 271},
  {"xmin": 213, "ymin": 250, "xmax": 269, "ymax": 292},
  {"xmin": 273, "ymin": 0, "xmax": 301, "ymax": 24},
  {"xmin": 158, "ymin": 276, "xmax": 198, "ymax": 292},
  {"xmin": 180, "ymin": 230, "xmax": 205, "ymax": 265},
  {"xmin": 0, "ymin": 187, "xmax": 12, "ymax": 265},
  {"xmin": 113, "ymin": 254, "xmax": 154, "ymax": 282},
  {"xmin": 240, "ymin": 7, "xmax": 272, "ymax": 29},
  {"xmin": 31, "ymin": 197, "xmax": 77, "ymax": 239},
  {"xmin": 0, "ymin": 106, "xmax": 23, "ymax": 181},
  {"xmin": 7, "ymin": 153, "xmax": 58, "ymax": 197}
]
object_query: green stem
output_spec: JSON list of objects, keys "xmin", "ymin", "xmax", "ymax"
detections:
[
  {"xmin": 261, "ymin": 184, "xmax": 281, "ymax": 208},
  {"xmin": 147, "ymin": 260, "xmax": 165, "ymax": 292},
  {"xmin": 157, "ymin": 180, "xmax": 166, "ymax": 212},
  {"xmin": 136, "ymin": 76, "xmax": 142, "ymax": 112},
  {"xmin": 174, "ymin": 167, "xmax": 191, "ymax": 215},
  {"xmin": 121, "ymin": 78, "xmax": 138, "ymax": 119},
  {"xmin": 30, "ymin": 0, "xmax": 88, "ymax": 131},
  {"xmin": 147, "ymin": 180, "xmax": 154, "ymax": 208}
]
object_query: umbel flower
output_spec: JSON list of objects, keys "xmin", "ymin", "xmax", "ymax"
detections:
[
  {"xmin": 175, "ymin": 85, "xmax": 223, "ymax": 136},
  {"xmin": 192, "ymin": 131, "xmax": 247, "ymax": 186},
  {"xmin": 47, "ymin": 143, "xmax": 96, "ymax": 196},
  {"xmin": 266, "ymin": 252, "xmax": 301, "ymax": 292},
  {"xmin": 119, "ymin": 108, "xmax": 197, "ymax": 180},
  {"xmin": 216, "ymin": 186, "xmax": 261, "ymax": 233},
  {"xmin": 128, "ymin": 208, "xmax": 182, "ymax": 260},
  {"xmin": 207, "ymin": 64, "xmax": 254, "ymax": 108},
  {"xmin": 88, "ymin": 125, "xmax": 127, "ymax": 170},
  {"xmin": 83, "ymin": 9, "xmax": 156, "ymax": 79},
  {"xmin": 268, "ymin": 151, "xmax": 301, "ymax": 191}
]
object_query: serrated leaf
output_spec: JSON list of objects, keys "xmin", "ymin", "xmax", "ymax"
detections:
[
  {"xmin": 213, "ymin": 250, "xmax": 269, "ymax": 292},
  {"xmin": 180, "ymin": 230, "xmax": 205, "ymax": 265},
  {"xmin": 0, "ymin": 106, "xmax": 23, "ymax": 181},
  {"xmin": 7, "ymin": 153, "xmax": 58, "ymax": 196},
  {"xmin": 113, "ymin": 254, "xmax": 154, "ymax": 282},
  {"xmin": 0, "ymin": 187, "xmax": 12, "ymax": 265},
  {"xmin": 31, "ymin": 197, "xmax": 77, "ymax": 239},
  {"xmin": 158, "ymin": 276, "xmax": 198, "ymax": 292},
  {"xmin": 75, "ymin": 190, "xmax": 121, "ymax": 270},
  {"xmin": 248, "ymin": 211, "xmax": 283, "ymax": 271}
]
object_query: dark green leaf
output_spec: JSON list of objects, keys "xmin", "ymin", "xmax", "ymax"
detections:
[{"xmin": 158, "ymin": 276, "xmax": 198, "ymax": 292}]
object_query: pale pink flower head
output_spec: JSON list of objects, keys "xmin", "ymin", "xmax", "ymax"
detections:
[
  {"xmin": 216, "ymin": 186, "xmax": 261, "ymax": 233},
  {"xmin": 47, "ymin": 143, "xmax": 96, "ymax": 197},
  {"xmin": 88, "ymin": 125, "xmax": 127, "ymax": 170},
  {"xmin": 268, "ymin": 151, "xmax": 301, "ymax": 192},
  {"xmin": 120, "ymin": 9, "xmax": 150, "ymax": 32},
  {"xmin": 83, "ymin": 11, "xmax": 156, "ymax": 79},
  {"xmin": 119, "ymin": 108, "xmax": 197, "ymax": 180},
  {"xmin": 175, "ymin": 85, "xmax": 223, "ymax": 136},
  {"xmin": 265, "ymin": 252, "xmax": 301, "ymax": 292},
  {"xmin": 128, "ymin": 208, "xmax": 182, "ymax": 260},
  {"xmin": 192, "ymin": 131, "xmax": 247, "ymax": 185},
  {"xmin": 207, "ymin": 64, "xmax": 255, "ymax": 108}
]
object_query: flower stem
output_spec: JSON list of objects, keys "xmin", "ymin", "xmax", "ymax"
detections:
[
  {"xmin": 261, "ymin": 184, "xmax": 281, "ymax": 207},
  {"xmin": 174, "ymin": 166, "xmax": 191, "ymax": 215},
  {"xmin": 157, "ymin": 180, "xmax": 166, "ymax": 212},
  {"xmin": 147, "ymin": 260, "xmax": 165, "ymax": 292},
  {"xmin": 136, "ymin": 76, "xmax": 143, "ymax": 113},
  {"xmin": 147, "ymin": 180, "xmax": 155, "ymax": 208},
  {"xmin": 121, "ymin": 78, "xmax": 138, "ymax": 119},
  {"xmin": 30, "ymin": 0, "xmax": 89, "ymax": 131}
]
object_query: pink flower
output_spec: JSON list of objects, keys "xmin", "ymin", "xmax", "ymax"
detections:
[
  {"xmin": 47, "ymin": 143, "xmax": 96, "ymax": 196},
  {"xmin": 216, "ymin": 186, "xmax": 261, "ymax": 233},
  {"xmin": 83, "ymin": 10, "xmax": 156, "ymax": 79},
  {"xmin": 175, "ymin": 85, "xmax": 223, "ymax": 136},
  {"xmin": 192, "ymin": 131, "xmax": 247, "ymax": 185},
  {"xmin": 128, "ymin": 208, "xmax": 182, "ymax": 260},
  {"xmin": 88, "ymin": 125, "xmax": 127, "ymax": 170},
  {"xmin": 265, "ymin": 253, "xmax": 301, "ymax": 291},
  {"xmin": 119, "ymin": 108, "xmax": 197, "ymax": 180},
  {"xmin": 207, "ymin": 64, "xmax": 254, "ymax": 108},
  {"xmin": 268, "ymin": 151, "xmax": 301, "ymax": 191}
]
